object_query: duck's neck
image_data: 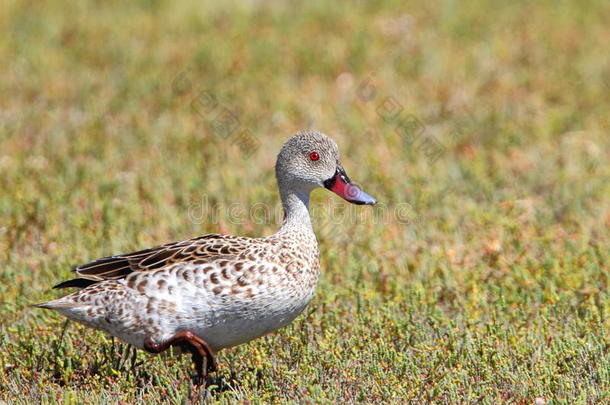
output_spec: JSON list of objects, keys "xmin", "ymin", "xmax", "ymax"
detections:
[{"xmin": 277, "ymin": 187, "xmax": 314, "ymax": 234}]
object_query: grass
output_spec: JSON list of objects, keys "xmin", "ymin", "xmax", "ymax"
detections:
[{"xmin": 1, "ymin": 0, "xmax": 609, "ymax": 403}]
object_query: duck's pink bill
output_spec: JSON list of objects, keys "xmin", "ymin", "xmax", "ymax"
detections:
[{"xmin": 324, "ymin": 167, "xmax": 377, "ymax": 205}]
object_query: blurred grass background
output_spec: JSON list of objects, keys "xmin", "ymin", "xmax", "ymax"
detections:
[{"xmin": 1, "ymin": 0, "xmax": 609, "ymax": 403}]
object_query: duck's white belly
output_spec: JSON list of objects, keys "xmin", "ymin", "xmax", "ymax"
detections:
[
  {"xmin": 145, "ymin": 261, "xmax": 320, "ymax": 351},
  {"xmin": 186, "ymin": 297, "xmax": 311, "ymax": 350}
]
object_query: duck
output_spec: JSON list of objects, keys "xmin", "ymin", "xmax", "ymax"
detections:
[{"xmin": 36, "ymin": 130, "xmax": 377, "ymax": 383}]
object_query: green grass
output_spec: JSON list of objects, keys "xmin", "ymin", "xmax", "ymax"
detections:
[{"xmin": 1, "ymin": 0, "xmax": 609, "ymax": 403}]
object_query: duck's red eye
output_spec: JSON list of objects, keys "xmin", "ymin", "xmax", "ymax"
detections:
[{"xmin": 309, "ymin": 152, "xmax": 320, "ymax": 161}]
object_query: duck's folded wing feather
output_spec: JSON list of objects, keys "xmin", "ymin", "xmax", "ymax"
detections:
[{"xmin": 53, "ymin": 234, "xmax": 246, "ymax": 289}]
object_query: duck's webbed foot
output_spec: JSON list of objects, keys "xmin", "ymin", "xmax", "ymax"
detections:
[{"xmin": 144, "ymin": 331, "xmax": 216, "ymax": 384}]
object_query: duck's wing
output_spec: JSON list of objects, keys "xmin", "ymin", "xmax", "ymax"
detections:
[{"xmin": 53, "ymin": 234, "xmax": 249, "ymax": 289}]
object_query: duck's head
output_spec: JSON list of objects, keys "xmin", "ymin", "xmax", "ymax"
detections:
[{"xmin": 275, "ymin": 130, "xmax": 377, "ymax": 205}]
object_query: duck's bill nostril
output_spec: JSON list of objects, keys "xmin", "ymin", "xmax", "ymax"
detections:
[{"xmin": 323, "ymin": 167, "xmax": 377, "ymax": 205}]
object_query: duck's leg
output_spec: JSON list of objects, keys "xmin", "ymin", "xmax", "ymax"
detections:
[{"xmin": 143, "ymin": 331, "xmax": 216, "ymax": 384}]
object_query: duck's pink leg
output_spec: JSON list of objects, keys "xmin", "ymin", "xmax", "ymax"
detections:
[{"xmin": 143, "ymin": 331, "xmax": 217, "ymax": 384}]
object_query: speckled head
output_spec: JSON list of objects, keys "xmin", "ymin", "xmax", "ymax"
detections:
[{"xmin": 275, "ymin": 130, "xmax": 377, "ymax": 205}]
